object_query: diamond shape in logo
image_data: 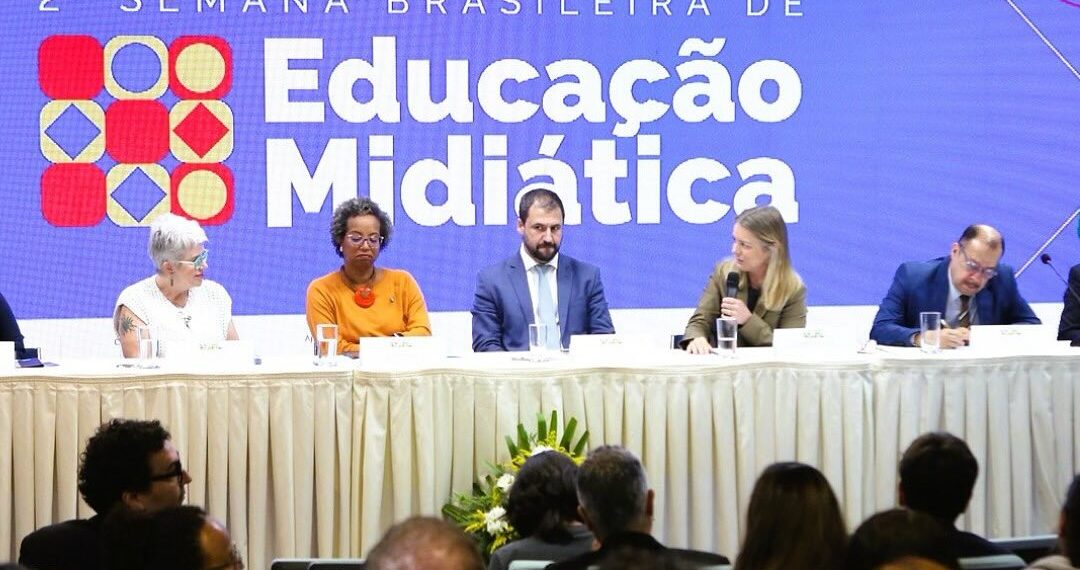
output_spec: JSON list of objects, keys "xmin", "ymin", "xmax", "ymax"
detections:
[
  {"xmin": 112, "ymin": 168, "xmax": 166, "ymax": 221},
  {"xmin": 174, "ymin": 103, "xmax": 227, "ymax": 159},
  {"xmin": 45, "ymin": 105, "xmax": 101, "ymax": 160}
]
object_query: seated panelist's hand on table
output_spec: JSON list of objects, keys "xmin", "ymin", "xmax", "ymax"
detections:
[{"xmin": 916, "ymin": 326, "xmax": 969, "ymax": 349}]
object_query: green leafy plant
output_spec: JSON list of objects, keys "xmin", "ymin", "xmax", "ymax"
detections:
[{"xmin": 442, "ymin": 410, "xmax": 589, "ymax": 555}]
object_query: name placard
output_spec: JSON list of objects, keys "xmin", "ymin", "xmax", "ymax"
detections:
[
  {"xmin": 359, "ymin": 336, "xmax": 448, "ymax": 367},
  {"xmin": 164, "ymin": 340, "xmax": 257, "ymax": 367},
  {"xmin": 569, "ymin": 333, "xmax": 668, "ymax": 357},
  {"xmin": 772, "ymin": 327, "xmax": 858, "ymax": 353},
  {"xmin": 968, "ymin": 325, "xmax": 1058, "ymax": 352},
  {"xmin": 0, "ymin": 341, "xmax": 14, "ymax": 370}
]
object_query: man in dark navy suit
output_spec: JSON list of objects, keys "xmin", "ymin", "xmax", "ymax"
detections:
[
  {"xmin": 472, "ymin": 188, "xmax": 614, "ymax": 352},
  {"xmin": 1059, "ymin": 263, "xmax": 1080, "ymax": 343},
  {"xmin": 546, "ymin": 446, "xmax": 729, "ymax": 570},
  {"xmin": 19, "ymin": 419, "xmax": 191, "ymax": 570},
  {"xmin": 899, "ymin": 432, "xmax": 1011, "ymax": 560},
  {"xmin": 870, "ymin": 224, "xmax": 1040, "ymax": 348}
]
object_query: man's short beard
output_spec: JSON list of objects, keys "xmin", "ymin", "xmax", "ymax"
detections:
[{"xmin": 528, "ymin": 243, "xmax": 558, "ymax": 263}]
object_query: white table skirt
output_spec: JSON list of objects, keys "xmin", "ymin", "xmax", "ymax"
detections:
[{"xmin": 0, "ymin": 348, "xmax": 1078, "ymax": 567}]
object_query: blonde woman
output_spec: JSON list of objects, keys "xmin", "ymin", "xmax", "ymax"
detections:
[{"xmin": 682, "ymin": 205, "xmax": 806, "ymax": 352}]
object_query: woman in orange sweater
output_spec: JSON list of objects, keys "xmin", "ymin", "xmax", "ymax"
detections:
[{"xmin": 305, "ymin": 198, "xmax": 431, "ymax": 355}]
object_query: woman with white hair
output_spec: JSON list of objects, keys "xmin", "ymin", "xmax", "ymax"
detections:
[{"xmin": 113, "ymin": 214, "xmax": 238, "ymax": 357}]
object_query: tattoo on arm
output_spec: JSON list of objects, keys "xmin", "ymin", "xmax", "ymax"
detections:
[{"xmin": 120, "ymin": 315, "xmax": 135, "ymax": 334}]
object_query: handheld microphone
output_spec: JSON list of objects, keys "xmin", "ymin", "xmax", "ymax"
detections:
[{"xmin": 725, "ymin": 272, "xmax": 739, "ymax": 299}]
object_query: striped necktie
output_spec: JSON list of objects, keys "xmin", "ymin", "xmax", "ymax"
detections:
[{"xmin": 958, "ymin": 295, "xmax": 971, "ymax": 328}]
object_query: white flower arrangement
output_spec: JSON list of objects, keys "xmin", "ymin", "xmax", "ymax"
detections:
[{"xmin": 442, "ymin": 411, "xmax": 589, "ymax": 555}]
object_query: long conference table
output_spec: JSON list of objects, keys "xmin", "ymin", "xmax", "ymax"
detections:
[{"xmin": 1, "ymin": 345, "xmax": 1078, "ymax": 568}]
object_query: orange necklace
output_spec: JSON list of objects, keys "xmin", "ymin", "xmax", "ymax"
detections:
[{"xmin": 342, "ymin": 266, "xmax": 377, "ymax": 308}]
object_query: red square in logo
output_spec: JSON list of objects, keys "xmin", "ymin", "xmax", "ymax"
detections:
[
  {"xmin": 169, "ymin": 36, "xmax": 232, "ymax": 100},
  {"xmin": 41, "ymin": 164, "xmax": 106, "ymax": 227},
  {"xmin": 106, "ymin": 100, "xmax": 168, "ymax": 163},
  {"xmin": 39, "ymin": 35, "xmax": 104, "ymax": 99}
]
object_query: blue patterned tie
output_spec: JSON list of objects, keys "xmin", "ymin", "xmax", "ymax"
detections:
[{"xmin": 536, "ymin": 265, "xmax": 558, "ymax": 347}]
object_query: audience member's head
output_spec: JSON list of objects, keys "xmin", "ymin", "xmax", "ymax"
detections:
[
  {"xmin": 575, "ymin": 445, "xmax": 653, "ymax": 542},
  {"xmin": 365, "ymin": 516, "xmax": 483, "ymax": 570},
  {"xmin": 846, "ymin": 509, "xmax": 959, "ymax": 570},
  {"xmin": 735, "ymin": 462, "xmax": 847, "ymax": 570},
  {"xmin": 104, "ymin": 505, "xmax": 241, "ymax": 570},
  {"xmin": 79, "ymin": 419, "xmax": 191, "ymax": 514},
  {"xmin": 877, "ymin": 558, "xmax": 954, "ymax": 570},
  {"xmin": 1058, "ymin": 473, "xmax": 1080, "ymax": 565},
  {"xmin": 597, "ymin": 547, "xmax": 696, "ymax": 570},
  {"xmin": 898, "ymin": 432, "xmax": 977, "ymax": 526},
  {"xmin": 506, "ymin": 450, "xmax": 582, "ymax": 544}
]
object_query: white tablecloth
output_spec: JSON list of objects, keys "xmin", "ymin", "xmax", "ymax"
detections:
[{"xmin": 1, "ymin": 347, "xmax": 1078, "ymax": 567}]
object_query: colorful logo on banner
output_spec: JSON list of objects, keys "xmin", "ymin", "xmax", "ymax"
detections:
[{"xmin": 38, "ymin": 35, "xmax": 234, "ymax": 227}]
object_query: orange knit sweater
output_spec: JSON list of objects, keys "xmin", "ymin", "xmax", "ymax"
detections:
[{"xmin": 305, "ymin": 268, "xmax": 431, "ymax": 354}]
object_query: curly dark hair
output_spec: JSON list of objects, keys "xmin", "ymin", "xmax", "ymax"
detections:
[
  {"xmin": 103, "ymin": 505, "xmax": 207, "ymax": 570},
  {"xmin": 78, "ymin": 419, "xmax": 171, "ymax": 514},
  {"xmin": 506, "ymin": 451, "xmax": 582, "ymax": 543},
  {"xmin": 330, "ymin": 197, "xmax": 393, "ymax": 257}
]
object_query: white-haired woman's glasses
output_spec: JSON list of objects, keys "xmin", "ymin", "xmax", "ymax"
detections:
[{"xmin": 175, "ymin": 249, "xmax": 209, "ymax": 271}]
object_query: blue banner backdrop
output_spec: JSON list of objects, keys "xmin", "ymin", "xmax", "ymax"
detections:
[{"xmin": 2, "ymin": 1, "xmax": 1078, "ymax": 318}]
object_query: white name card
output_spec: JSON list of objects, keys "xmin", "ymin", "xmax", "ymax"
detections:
[
  {"xmin": 569, "ymin": 333, "xmax": 668, "ymax": 356},
  {"xmin": 165, "ymin": 340, "xmax": 256, "ymax": 367},
  {"xmin": 772, "ymin": 327, "xmax": 858, "ymax": 353},
  {"xmin": 968, "ymin": 325, "xmax": 1057, "ymax": 352},
  {"xmin": 359, "ymin": 336, "xmax": 448, "ymax": 367},
  {"xmin": 0, "ymin": 341, "xmax": 14, "ymax": 370}
]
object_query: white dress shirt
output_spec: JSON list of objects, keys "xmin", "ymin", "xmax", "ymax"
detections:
[{"xmin": 519, "ymin": 244, "xmax": 560, "ymax": 325}]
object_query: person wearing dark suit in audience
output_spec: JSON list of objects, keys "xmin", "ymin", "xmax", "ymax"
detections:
[
  {"xmin": 472, "ymin": 188, "xmax": 614, "ymax": 352},
  {"xmin": 1028, "ymin": 474, "xmax": 1080, "ymax": 570},
  {"xmin": 0, "ymin": 291, "xmax": 27, "ymax": 360},
  {"xmin": 1058, "ymin": 264, "xmax": 1080, "ymax": 344},
  {"xmin": 898, "ymin": 432, "xmax": 1010, "ymax": 559},
  {"xmin": 103, "ymin": 505, "xmax": 242, "ymax": 570},
  {"xmin": 366, "ymin": 516, "xmax": 484, "ymax": 570},
  {"xmin": 735, "ymin": 462, "xmax": 847, "ymax": 570},
  {"xmin": 682, "ymin": 205, "xmax": 806, "ymax": 352},
  {"xmin": 545, "ymin": 446, "xmax": 728, "ymax": 570},
  {"xmin": 846, "ymin": 509, "xmax": 960, "ymax": 570},
  {"xmin": 488, "ymin": 451, "xmax": 594, "ymax": 570},
  {"xmin": 870, "ymin": 224, "xmax": 1040, "ymax": 348},
  {"xmin": 19, "ymin": 419, "xmax": 191, "ymax": 570}
]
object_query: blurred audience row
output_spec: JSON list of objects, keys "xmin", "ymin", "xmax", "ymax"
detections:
[{"xmin": 6, "ymin": 419, "xmax": 1080, "ymax": 570}]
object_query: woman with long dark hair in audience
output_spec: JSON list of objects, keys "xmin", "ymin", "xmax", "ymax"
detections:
[
  {"xmin": 735, "ymin": 462, "xmax": 847, "ymax": 570},
  {"xmin": 1029, "ymin": 474, "xmax": 1080, "ymax": 569},
  {"xmin": 487, "ymin": 451, "xmax": 593, "ymax": 570}
]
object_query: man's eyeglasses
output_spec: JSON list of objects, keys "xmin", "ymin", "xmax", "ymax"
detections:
[
  {"xmin": 344, "ymin": 233, "xmax": 384, "ymax": 248},
  {"xmin": 149, "ymin": 461, "xmax": 185, "ymax": 484},
  {"xmin": 958, "ymin": 245, "xmax": 998, "ymax": 279},
  {"xmin": 176, "ymin": 250, "xmax": 209, "ymax": 270}
]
